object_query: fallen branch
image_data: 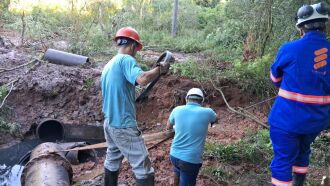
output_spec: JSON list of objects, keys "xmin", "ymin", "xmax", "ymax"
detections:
[
  {"xmin": 0, "ymin": 57, "xmax": 43, "ymax": 74},
  {"xmin": 0, "ymin": 81, "xmax": 14, "ymax": 109},
  {"xmin": 200, "ymin": 173, "xmax": 222, "ymax": 186},
  {"xmin": 210, "ymin": 80, "xmax": 269, "ymax": 129},
  {"xmin": 243, "ymin": 96, "xmax": 276, "ymax": 110}
]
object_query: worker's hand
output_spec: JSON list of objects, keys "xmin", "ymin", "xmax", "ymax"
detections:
[{"xmin": 159, "ymin": 61, "xmax": 170, "ymax": 75}]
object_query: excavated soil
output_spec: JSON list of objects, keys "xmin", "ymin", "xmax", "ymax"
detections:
[{"xmin": 0, "ymin": 33, "xmax": 268, "ymax": 185}]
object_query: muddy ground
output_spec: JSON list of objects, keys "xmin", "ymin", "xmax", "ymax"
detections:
[{"xmin": 0, "ymin": 31, "xmax": 274, "ymax": 186}]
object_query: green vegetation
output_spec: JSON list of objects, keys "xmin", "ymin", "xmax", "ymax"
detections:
[
  {"xmin": 0, "ymin": 85, "xmax": 22, "ymax": 137},
  {"xmin": 83, "ymin": 77, "xmax": 95, "ymax": 89},
  {"xmin": 0, "ymin": 85, "xmax": 7, "ymax": 102},
  {"xmin": 311, "ymin": 132, "xmax": 330, "ymax": 167},
  {"xmin": 0, "ymin": 0, "xmax": 324, "ymax": 97},
  {"xmin": 204, "ymin": 129, "xmax": 272, "ymax": 166},
  {"xmin": 203, "ymin": 129, "xmax": 330, "ymax": 183},
  {"xmin": 0, "ymin": 118, "xmax": 21, "ymax": 137}
]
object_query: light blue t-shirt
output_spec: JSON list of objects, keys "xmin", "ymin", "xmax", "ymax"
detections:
[
  {"xmin": 101, "ymin": 54, "xmax": 143, "ymax": 128},
  {"xmin": 169, "ymin": 102, "xmax": 217, "ymax": 164}
]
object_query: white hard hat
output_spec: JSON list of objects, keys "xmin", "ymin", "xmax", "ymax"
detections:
[
  {"xmin": 186, "ymin": 88, "xmax": 204, "ymax": 102},
  {"xmin": 296, "ymin": 2, "xmax": 329, "ymax": 27}
]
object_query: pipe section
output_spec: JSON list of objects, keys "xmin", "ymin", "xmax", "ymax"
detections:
[
  {"xmin": 44, "ymin": 49, "xmax": 89, "ymax": 66},
  {"xmin": 36, "ymin": 119, "xmax": 64, "ymax": 142},
  {"xmin": 21, "ymin": 142, "xmax": 72, "ymax": 186}
]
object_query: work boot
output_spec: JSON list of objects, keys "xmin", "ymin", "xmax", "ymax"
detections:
[
  {"xmin": 136, "ymin": 174, "xmax": 155, "ymax": 186},
  {"xmin": 293, "ymin": 173, "xmax": 306, "ymax": 186},
  {"xmin": 104, "ymin": 168, "xmax": 119, "ymax": 186},
  {"xmin": 172, "ymin": 173, "xmax": 179, "ymax": 186}
]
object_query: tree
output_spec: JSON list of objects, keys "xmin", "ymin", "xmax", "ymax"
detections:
[{"xmin": 171, "ymin": 0, "xmax": 178, "ymax": 37}]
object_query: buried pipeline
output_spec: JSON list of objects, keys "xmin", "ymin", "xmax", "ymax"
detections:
[
  {"xmin": 21, "ymin": 142, "xmax": 73, "ymax": 186},
  {"xmin": 20, "ymin": 142, "xmax": 97, "ymax": 186}
]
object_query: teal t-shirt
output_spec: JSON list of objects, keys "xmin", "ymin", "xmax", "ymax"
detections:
[
  {"xmin": 169, "ymin": 102, "xmax": 217, "ymax": 164},
  {"xmin": 101, "ymin": 54, "xmax": 143, "ymax": 128}
]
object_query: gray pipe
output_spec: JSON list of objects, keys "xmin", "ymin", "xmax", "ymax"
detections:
[
  {"xmin": 21, "ymin": 143, "xmax": 72, "ymax": 186},
  {"xmin": 44, "ymin": 49, "xmax": 89, "ymax": 66}
]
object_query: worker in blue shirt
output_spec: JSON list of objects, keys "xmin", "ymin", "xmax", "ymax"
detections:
[
  {"xmin": 101, "ymin": 27, "xmax": 170, "ymax": 186},
  {"xmin": 167, "ymin": 88, "xmax": 217, "ymax": 186},
  {"xmin": 268, "ymin": 2, "xmax": 330, "ymax": 186}
]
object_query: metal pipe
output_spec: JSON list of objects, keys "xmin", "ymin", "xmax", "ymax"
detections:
[
  {"xmin": 21, "ymin": 142, "xmax": 72, "ymax": 186},
  {"xmin": 44, "ymin": 49, "xmax": 89, "ymax": 66}
]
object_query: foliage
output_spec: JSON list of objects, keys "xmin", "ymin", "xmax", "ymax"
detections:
[
  {"xmin": 194, "ymin": 0, "xmax": 220, "ymax": 8},
  {"xmin": 83, "ymin": 78, "xmax": 95, "ymax": 89},
  {"xmin": 0, "ymin": 116, "xmax": 21, "ymax": 137},
  {"xmin": 1, "ymin": 0, "xmax": 329, "ymax": 97},
  {"xmin": 204, "ymin": 129, "xmax": 330, "ymax": 182},
  {"xmin": 310, "ymin": 131, "xmax": 330, "ymax": 167},
  {"xmin": 170, "ymin": 60, "xmax": 218, "ymax": 82},
  {"xmin": 229, "ymin": 55, "xmax": 277, "ymax": 98},
  {"xmin": 0, "ymin": 86, "xmax": 8, "ymax": 102},
  {"xmin": 204, "ymin": 129, "xmax": 273, "ymax": 166}
]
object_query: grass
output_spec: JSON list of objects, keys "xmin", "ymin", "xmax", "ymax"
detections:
[
  {"xmin": 204, "ymin": 129, "xmax": 272, "ymax": 166},
  {"xmin": 0, "ymin": 116, "xmax": 22, "ymax": 137},
  {"xmin": 203, "ymin": 129, "xmax": 330, "ymax": 184}
]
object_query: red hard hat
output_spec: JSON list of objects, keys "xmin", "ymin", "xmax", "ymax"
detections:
[{"xmin": 114, "ymin": 27, "xmax": 143, "ymax": 51}]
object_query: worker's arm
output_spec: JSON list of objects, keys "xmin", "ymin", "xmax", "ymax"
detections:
[
  {"xmin": 167, "ymin": 109, "xmax": 176, "ymax": 130},
  {"xmin": 209, "ymin": 109, "xmax": 218, "ymax": 127},
  {"xmin": 166, "ymin": 120, "xmax": 173, "ymax": 130},
  {"xmin": 270, "ymin": 45, "xmax": 291, "ymax": 87},
  {"xmin": 136, "ymin": 67, "xmax": 160, "ymax": 86}
]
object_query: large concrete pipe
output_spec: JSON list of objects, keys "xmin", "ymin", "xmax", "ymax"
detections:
[
  {"xmin": 65, "ymin": 125, "xmax": 104, "ymax": 140},
  {"xmin": 36, "ymin": 119, "xmax": 65, "ymax": 142},
  {"xmin": 21, "ymin": 142, "xmax": 72, "ymax": 186},
  {"xmin": 36, "ymin": 119, "xmax": 104, "ymax": 142},
  {"xmin": 44, "ymin": 49, "xmax": 89, "ymax": 66}
]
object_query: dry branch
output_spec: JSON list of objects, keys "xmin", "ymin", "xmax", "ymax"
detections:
[
  {"xmin": 210, "ymin": 80, "xmax": 269, "ymax": 129},
  {"xmin": 0, "ymin": 58, "xmax": 43, "ymax": 74},
  {"xmin": 0, "ymin": 81, "xmax": 14, "ymax": 109}
]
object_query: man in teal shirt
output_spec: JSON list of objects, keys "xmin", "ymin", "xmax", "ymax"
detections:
[
  {"xmin": 167, "ymin": 88, "xmax": 217, "ymax": 186},
  {"xmin": 101, "ymin": 27, "xmax": 169, "ymax": 186}
]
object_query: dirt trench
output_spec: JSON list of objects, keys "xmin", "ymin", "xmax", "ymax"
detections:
[{"xmin": 0, "ymin": 34, "xmax": 267, "ymax": 185}]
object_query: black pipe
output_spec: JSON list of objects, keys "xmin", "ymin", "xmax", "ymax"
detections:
[
  {"xmin": 36, "ymin": 119, "xmax": 64, "ymax": 142},
  {"xmin": 44, "ymin": 49, "xmax": 89, "ymax": 66}
]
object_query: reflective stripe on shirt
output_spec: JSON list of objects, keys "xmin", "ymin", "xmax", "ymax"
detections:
[{"xmin": 278, "ymin": 88, "xmax": 330, "ymax": 104}]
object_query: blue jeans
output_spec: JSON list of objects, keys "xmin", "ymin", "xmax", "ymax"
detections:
[
  {"xmin": 170, "ymin": 155, "xmax": 202, "ymax": 186},
  {"xmin": 103, "ymin": 120, "xmax": 154, "ymax": 179},
  {"xmin": 270, "ymin": 125, "xmax": 319, "ymax": 184}
]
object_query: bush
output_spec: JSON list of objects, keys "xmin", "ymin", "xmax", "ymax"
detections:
[
  {"xmin": 0, "ymin": 85, "xmax": 7, "ymax": 102},
  {"xmin": 310, "ymin": 131, "xmax": 330, "ymax": 167},
  {"xmin": 227, "ymin": 54, "xmax": 277, "ymax": 98},
  {"xmin": 204, "ymin": 129, "xmax": 273, "ymax": 166},
  {"xmin": 0, "ymin": 116, "xmax": 21, "ymax": 137}
]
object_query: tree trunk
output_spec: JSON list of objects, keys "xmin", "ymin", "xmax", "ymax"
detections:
[
  {"xmin": 260, "ymin": 0, "xmax": 274, "ymax": 56},
  {"xmin": 20, "ymin": 11, "xmax": 26, "ymax": 46},
  {"xmin": 171, "ymin": 0, "xmax": 179, "ymax": 37}
]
